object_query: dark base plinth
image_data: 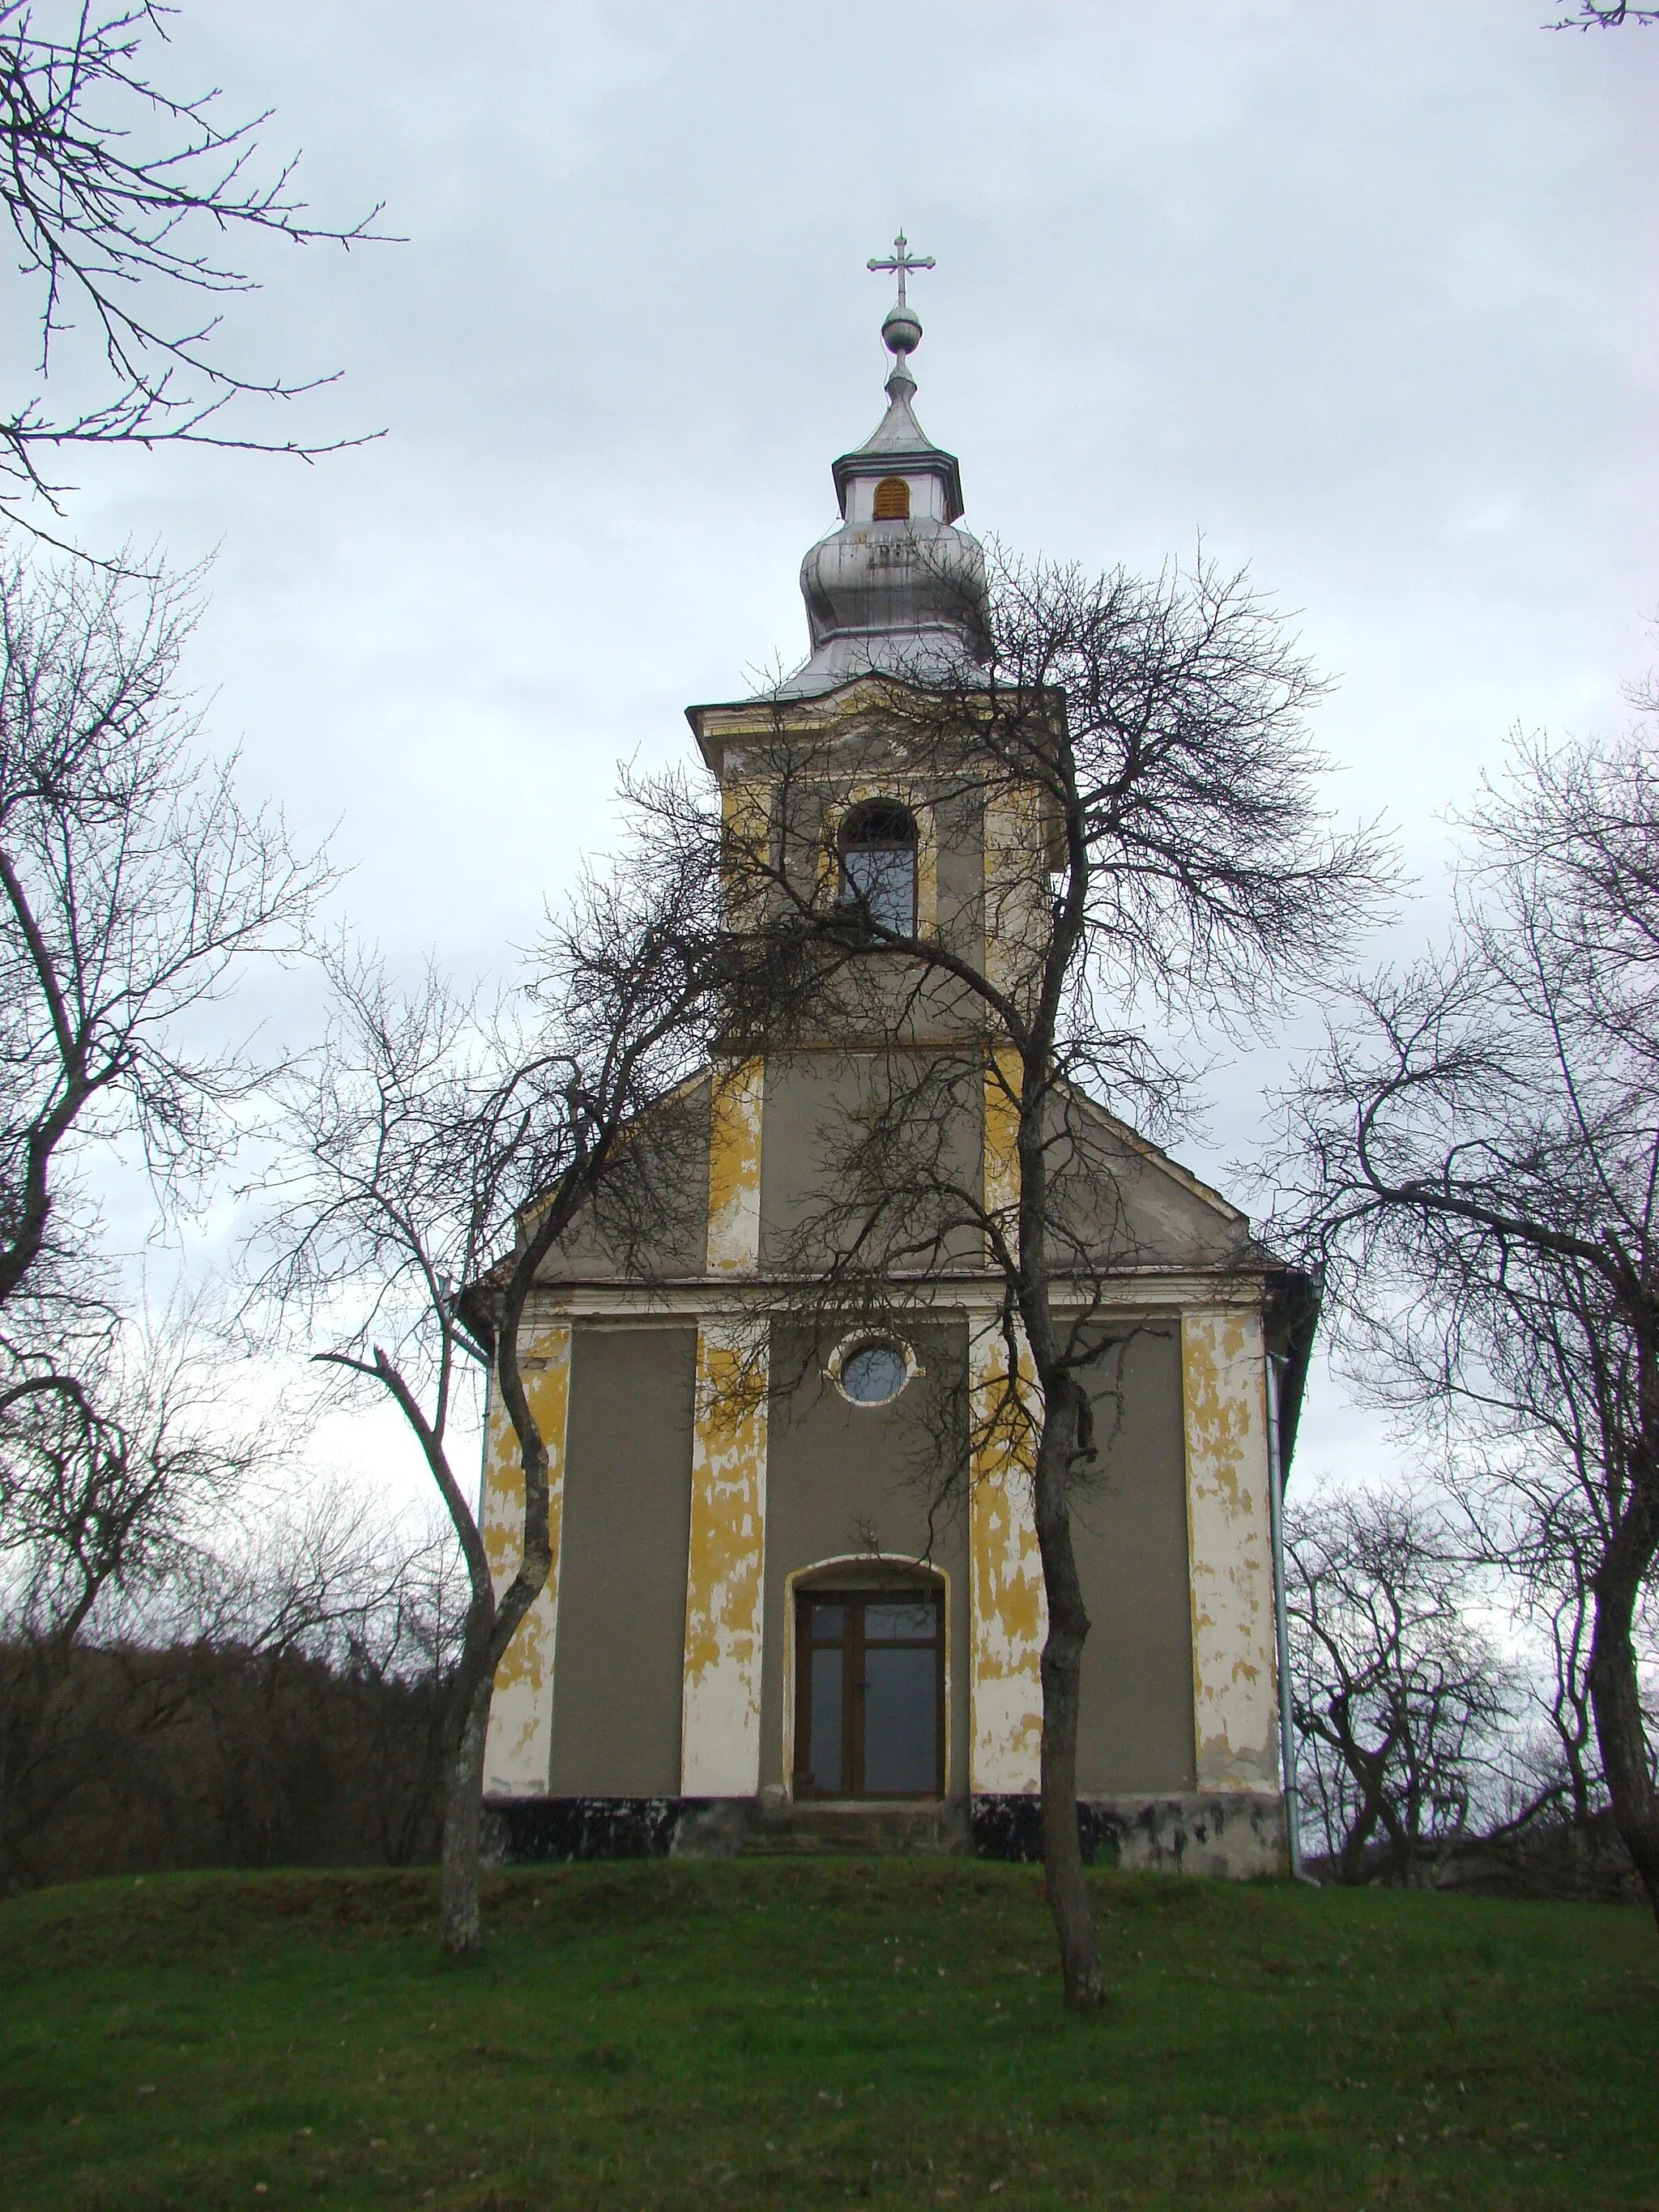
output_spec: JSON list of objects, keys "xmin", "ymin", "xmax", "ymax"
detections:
[{"xmin": 483, "ymin": 1788, "xmax": 1286, "ymax": 1879}]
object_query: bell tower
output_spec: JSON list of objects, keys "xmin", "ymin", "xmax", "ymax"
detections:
[{"xmin": 686, "ymin": 237, "xmax": 1011, "ymax": 984}]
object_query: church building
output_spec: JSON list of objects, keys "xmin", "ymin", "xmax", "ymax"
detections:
[{"xmin": 477, "ymin": 245, "xmax": 1307, "ymax": 1878}]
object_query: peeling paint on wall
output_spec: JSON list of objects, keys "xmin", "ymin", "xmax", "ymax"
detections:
[
  {"xmin": 968, "ymin": 1316, "xmax": 1046, "ymax": 1795},
  {"xmin": 680, "ymin": 1319, "xmax": 770, "ymax": 1796},
  {"xmin": 706, "ymin": 1059, "xmax": 764, "ymax": 1274},
  {"xmin": 1181, "ymin": 1308, "xmax": 1281, "ymax": 1793},
  {"xmin": 481, "ymin": 1320, "xmax": 573, "ymax": 1796},
  {"xmin": 983, "ymin": 787, "xmax": 1050, "ymax": 1007},
  {"xmin": 720, "ymin": 778, "xmax": 771, "ymax": 935},
  {"xmin": 983, "ymin": 1047, "xmax": 1021, "ymax": 1237}
]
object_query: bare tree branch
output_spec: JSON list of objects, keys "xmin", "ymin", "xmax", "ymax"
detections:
[
  {"xmin": 0, "ymin": 539, "xmax": 331, "ymax": 1323},
  {"xmin": 248, "ymin": 825, "xmax": 730, "ymax": 1954},
  {"xmin": 646, "ymin": 542, "xmax": 1390, "ymax": 2006},
  {"xmin": 1274, "ymin": 722, "xmax": 1659, "ymax": 1926},
  {"xmin": 1, "ymin": 2, "xmax": 393, "ymax": 528}
]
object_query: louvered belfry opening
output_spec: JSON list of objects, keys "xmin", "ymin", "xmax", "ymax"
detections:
[{"xmin": 872, "ymin": 475, "xmax": 911, "ymax": 520}]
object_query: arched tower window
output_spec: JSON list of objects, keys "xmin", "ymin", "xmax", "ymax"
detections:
[
  {"xmin": 839, "ymin": 800, "xmax": 918, "ymax": 935},
  {"xmin": 872, "ymin": 476, "xmax": 911, "ymax": 521}
]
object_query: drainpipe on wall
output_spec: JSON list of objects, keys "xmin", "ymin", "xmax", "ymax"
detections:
[{"xmin": 1265, "ymin": 1351, "xmax": 1308, "ymax": 1882}]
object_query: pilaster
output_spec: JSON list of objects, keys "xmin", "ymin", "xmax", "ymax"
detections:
[
  {"xmin": 481, "ymin": 1319, "xmax": 574, "ymax": 1796},
  {"xmin": 680, "ymin": 1319, "xmax": 770, "ymax": 1796},
  {"xmin": 1180, "ymin": 1307, "xmax": 1281, "ymax": 1792},
  {"xmin": 680, "ymin": 1054, "xmax": 770, "ymax": 1796},
  {"xmin": 966, "ymin": 1314, "xmax": 1046, "ymax": 1795}
]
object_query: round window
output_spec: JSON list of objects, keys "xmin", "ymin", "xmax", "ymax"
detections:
[{"xmin": 839, "ymin": 1341, "xmax": 910, "ymax": 1406}]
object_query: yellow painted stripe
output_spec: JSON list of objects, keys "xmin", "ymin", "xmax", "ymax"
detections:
[
  {"xmin": 481, "ymin": 1322, "xmax": 573, "ymax": 1796},
  {"xmin": 967, "ymin": 1316, "xmax": 1045, "ymax": 1795},
  {"xmin": 680, "ymin": 1320, "xmax": 770, "ymax": 1796},
  {"xmin": 706, "ymin": 1058, "xmax": 764, "ymax": 1273},
  {"xmin": 1181, "ymin": 1307, "xmax": 1279, "ymax": 1793}
]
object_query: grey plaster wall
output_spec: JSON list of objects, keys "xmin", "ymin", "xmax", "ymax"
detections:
[
  {"xmin": 548, "ymin": 1325, "xmax": 697, "ymax": 1796},
  {"xmin": 1045, "ymin": 1092, "xmax": 1247, "ymax": 1274},
  {"xmin": 1071, "ymin": 1324, "xmax": 1199, "ymax": 1795},
  {"xmin": 534, "ymin": 1080, "xmax": 711, "ymax": 1284},
  {"xmin": 758, "ymin": 1051, "xmax": 983, "ymax": 1273},
  {"xmin": 760, "ymin": 1322, "xmax": 971, "ymax": 1798}
]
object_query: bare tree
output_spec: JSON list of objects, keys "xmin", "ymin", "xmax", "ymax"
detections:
[
  {"xmin": 1530, "ymin": 1581, "xmax": 1603, "ymax": 1831},
  {"xmin": 2, "ymin": 1, "xmax": 387, "ymax": 532},
  {"xmin": 0, "ymin": 536, "xmax": 331, "ymax": 1877},
  {"xmin": 0, "ymin": 1298, "xmax": 251, "ymax": 1644},
  {"xmin": 1277, "ymin": 725, "xmax": 1659, "ymax": 1926},
  {"xmin": 1286, "ymin": 1488, "xmax": 1511, "ymax": 1885},
  {"xmin": 0, "ymin": 1298, "xmax": 275, "ymax": 1889},
  {"xmin": 0, "ymin": 542, "xmax": 327, "ymax": 1327},
  {"xmin": 642, "ymin": 545, "xmax": 1387, "ymax": 2007},
  {"xmin": 1546, "ymin": 4, "xmax": 1659, "ymax": 28},
  {"xmin": 254, "ymin": 835, "xmax": 727, "ymax": 1954}
]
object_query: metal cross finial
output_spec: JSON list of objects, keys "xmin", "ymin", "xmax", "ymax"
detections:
[{"xmin": 868, "ymin": 231, "xmax": 935, "ymax": 308}]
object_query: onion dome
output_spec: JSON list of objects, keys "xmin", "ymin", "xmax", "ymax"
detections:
[{"xmin": 774, "ymin": 237, "xmax": 990, "ymax": 699}]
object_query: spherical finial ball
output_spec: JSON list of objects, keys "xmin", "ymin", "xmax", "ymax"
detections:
[{"xmin": 882, "ymin": 302, "xmax": 923, "ymax": 358}]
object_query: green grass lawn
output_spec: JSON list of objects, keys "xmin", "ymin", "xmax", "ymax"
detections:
[{"xmin": 1, "ymin": 1860, "xmax": 1653, "ymax": 2211}]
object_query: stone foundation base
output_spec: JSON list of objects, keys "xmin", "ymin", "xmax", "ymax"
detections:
[
  {"xmin": 484, "ymin": 1789, "xmax": 1286, "ymax": 1879},
  {"xmin": 971, "ymin": 1791, "xmax": 1287, "ymax": 1880}
]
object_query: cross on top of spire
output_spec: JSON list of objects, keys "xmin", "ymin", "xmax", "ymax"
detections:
[{"xmin": 868, "ymin": 231, "xmax": 935, "ymax": 309}]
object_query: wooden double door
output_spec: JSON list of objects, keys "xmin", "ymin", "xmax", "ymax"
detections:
[{"xmin": 793, "ymin": 1588, "xmax": 945, "ymax": 1800}]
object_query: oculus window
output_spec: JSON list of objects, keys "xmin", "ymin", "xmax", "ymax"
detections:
[
  {"xmin": 839, "ymin": 800, "xmax": 918, "ymax": 935},
  {"xmin": 839, "ymin": 1341, "xmax": 909, "ymax": 1405}
]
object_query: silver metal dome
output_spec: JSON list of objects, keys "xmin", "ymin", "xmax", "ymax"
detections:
[{"xmin": 774, "ymin": 254, "xmax": 991, "ymax": 701}]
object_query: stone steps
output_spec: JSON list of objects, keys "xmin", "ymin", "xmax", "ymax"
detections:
[{"xmin": 742, "ymin": 1800, "xmax": 970, "ymax": 1858}]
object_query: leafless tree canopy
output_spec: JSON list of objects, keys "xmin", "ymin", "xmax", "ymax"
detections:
[
  {"xmin": 0, "ymin": 1303, "xmax": 254, "ymax": 1647},
  {"xmin": 1286, "ymin": 1487, "xmax": 1512, "ymax": 1886},
  {"xmin": 251, "ymin": 829, "xmax": 734, "ymax": 1954},
  {"xmin": 1277, "ymin": 725, "xmax": 1659, "ymax": 1924},
  {"xmin": 637, "ymin": 544, "xmax": 1389, "ymax": 2005},
  {"xmin": 0, "ymin": 543, "xmax": 327, "ymax": 1331},
  {"xmin": 2, "ymin": 2, "xmax": 389, "ymax": 526},
  {"xmin": 1546, "ymin": 4, "xmax": 1659, "ymax": 28},
  {"xmin": 0, "ymin": 539, "xmax": 341, "ymax": 1904}
]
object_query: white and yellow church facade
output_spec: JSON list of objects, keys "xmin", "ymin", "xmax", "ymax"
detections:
[{"xmin": 473, "ymin": 254, "xmax": 1310, "ymax": 1877}]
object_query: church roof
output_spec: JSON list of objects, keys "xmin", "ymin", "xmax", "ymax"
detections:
[{"xmin": 829, "ymin": 368, "xmax": 965, "ymax": 526}]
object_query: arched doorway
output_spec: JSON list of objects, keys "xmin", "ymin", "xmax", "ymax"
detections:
[{"xmin": 792, "ymin": 1579, "xmax": 944, "ymax": 1799}]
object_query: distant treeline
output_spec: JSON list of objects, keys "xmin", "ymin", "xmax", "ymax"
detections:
[
  {"xmin": 1, "ymin": 1638, "xmax": 449, "ymax": 1894},
  {"xmin": 1303, "ymin": 1818, "xmax": 1644, "ymax": 1907}
]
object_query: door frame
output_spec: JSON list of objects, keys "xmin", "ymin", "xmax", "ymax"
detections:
[{"xmin": 789, "ymin": 1572, "xmax": 947, "ymax": 1801}]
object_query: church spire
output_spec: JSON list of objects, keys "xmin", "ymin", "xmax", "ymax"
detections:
[
  {"xmin": 868, "ymin": 230, "xmax": 934, "ymax": 403},
  {"xmin": 829, "ymin": 231, "xmax": 962, "ymax": 523},
  {"xmin": 770, "ymin": 234, "xmax": 987, "ymax": 699}
]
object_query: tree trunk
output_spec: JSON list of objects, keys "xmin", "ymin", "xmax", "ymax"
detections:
[
  {"xmin": 1338, "ymin": 1789, "xmax": 1384, "ymax": 1886},
  {"xmin": 439, "ymin": 1671, "xmax": 492, "ymax": 1958},
  {"xmin": 1032, "ymin": 1390, "xmax": 1106, "ymax": 2011},
  {"xmin": 1586, "ymin": 1571, "xmax": 1659, "ymax": 1929}
]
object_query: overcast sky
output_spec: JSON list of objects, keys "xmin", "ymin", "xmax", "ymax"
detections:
[{"xmin": 16, "ymin": 0, "xmax": 1657, "ymax": 1503}]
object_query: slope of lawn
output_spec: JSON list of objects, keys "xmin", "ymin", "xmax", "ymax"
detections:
[{"xmin": 1, "ymin": 1858, "xmax": 1654, "ymax": 2210}]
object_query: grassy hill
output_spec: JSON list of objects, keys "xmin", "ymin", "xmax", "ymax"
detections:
[{"xmin": 2, "ymin": 1860, "xmax": 1654, "ymax": 2210}]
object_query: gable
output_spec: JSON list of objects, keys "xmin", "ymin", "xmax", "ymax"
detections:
[{"xmin": 1045, "ymin": 1083, "xmax": 1255, "ymax": 1279}]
